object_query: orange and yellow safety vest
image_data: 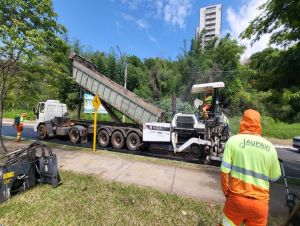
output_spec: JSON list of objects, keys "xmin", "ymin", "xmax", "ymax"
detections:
[{"xmin": 221, "ymin": 134, "xmax": 281, "ymax": 202}]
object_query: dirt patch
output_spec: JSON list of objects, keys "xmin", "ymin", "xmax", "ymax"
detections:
[{"xmin": 265, "ymin": 137, "xmax": 293, "ymax": 146}]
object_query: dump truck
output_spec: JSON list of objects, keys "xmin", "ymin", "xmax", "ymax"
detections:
[{"xmin": 33, "ymin": 53, "xmax": 229, "ymax": 162}]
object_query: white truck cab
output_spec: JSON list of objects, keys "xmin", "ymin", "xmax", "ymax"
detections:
[{"xmin": 34, "ymin": 100, "xmax": 67, "ymax": 132}]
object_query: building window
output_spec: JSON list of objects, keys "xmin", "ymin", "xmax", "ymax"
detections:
[
  {"xmin": 206, "ymin": 28, "xmax": 215, "ymax": 33},
  {"xmin": 206, "ymin": 6, "xmax": 216, "ymax": 10},
  {"xmin": 205, "ymin": 34, "xmax": 215, "ymax": 38},
  {"xmin": 206, "ymin": 23, "xmax": 216, "ymax": 27},
  {"xmin": 206, "ymin": 12, "xmax": 216, "ymax": 16},
  {"xmin": 205, "ymin": 18, "xmax": 216, "ymax": 22}
]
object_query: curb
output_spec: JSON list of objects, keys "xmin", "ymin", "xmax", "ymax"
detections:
[{"xmin": 274, "ymin": 145, "xmax": 298, "ymax": 150}]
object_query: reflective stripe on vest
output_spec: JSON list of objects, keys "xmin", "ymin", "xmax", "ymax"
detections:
[
  {"xmin": 221, "ymin": 134, "xmax": 281, "ymax": 191},
  {"xmin": 221, "ymin": 161, "xmax": 270, "ymax": 189}
]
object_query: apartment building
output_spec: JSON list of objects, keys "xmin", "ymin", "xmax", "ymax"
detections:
[{"xmin": 196, "ymin": 4, "xmax": 222, "ymax": 45}]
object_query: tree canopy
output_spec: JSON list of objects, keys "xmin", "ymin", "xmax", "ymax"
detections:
[
  {"xmin": 241, "ymin": 0, "xmax": 300, "ymax": 46},
  {"xmin": 0, "ymin": 0, "xmax": 67, "ymax": 153}
]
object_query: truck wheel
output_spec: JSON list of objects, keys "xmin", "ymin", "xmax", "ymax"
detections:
[
  {"xmin": 98, "ymin": 130, "xmax": 110, "ymax": 147},
  {"xmin": 126, "ymin": 132, "xmax": 140, "ymax": 151},
  {"xmin": 69, "ymin": 127, "xmax": 80, "ymax": 143},
  {"xmin": 191, "ymin": 145, "xmax": 205, "ymax": 159},
  {"xmin": 111, "ymin": 131, "xmax": 124, "ymax": 149},
  {"xmin": 38, "ymin": 124, "xmax": 47, "ymax": 139}
]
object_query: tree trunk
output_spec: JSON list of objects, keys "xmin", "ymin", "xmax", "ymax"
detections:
[{"xmin": 0, "ymin": 93, "xmax": 7, "ymax": 154}]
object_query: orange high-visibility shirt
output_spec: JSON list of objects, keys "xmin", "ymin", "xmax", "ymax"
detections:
[{"xmin": 220, "ymin": 134, "xmax": 281, "ymax": 202}]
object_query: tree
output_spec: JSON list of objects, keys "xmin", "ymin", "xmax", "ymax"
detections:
[
  {"xmin": 241, "ymin": 0, "xmax": 300, "ymax": 46},
  {"xmin": 249, "ymin": 46, "xmax": 300, "ymax": 120},
  {"xmin": 0, "ymin": 0, "xmax": 66, "ymax": 153}
]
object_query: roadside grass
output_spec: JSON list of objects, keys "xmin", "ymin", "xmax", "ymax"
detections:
[
  {"xmin": 0, "ymin": 171, "xmax": 222, "ymax": 226},
  {"xmin": 4, "ymin": 109, "xmax": 36, "ymax": 121},
  {"xmin": 229, "ymin": 116, "xmax": 300, "ymax": 139},
  {"xmin": 0, "ymin": 171, "xmax": 284, "ymax": 226},
  {"xmin": 277, "ymin": 177, "xmax": 300, "ymax": 186}
]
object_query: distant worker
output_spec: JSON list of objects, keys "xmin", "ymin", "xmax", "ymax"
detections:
[
  {"xmin": 201, "ymin": 89, "xmax": 213, "ymax": 119},
  {"xmin": 15, "ymin": 112, "xmax": 27, "ymax": 142},
  {"xmin": 220, "ymin": 109, "xmax": 281, "ymax": 226}
]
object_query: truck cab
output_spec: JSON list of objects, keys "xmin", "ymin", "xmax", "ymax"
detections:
[{"xmin": 34, "ymin": 100, "xmax": 68, "ymax": 135}]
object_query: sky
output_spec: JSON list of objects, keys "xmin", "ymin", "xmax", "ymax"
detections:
[{"xmin": 53, "ymin": 0, "xmax": 269, "ymax": 60}]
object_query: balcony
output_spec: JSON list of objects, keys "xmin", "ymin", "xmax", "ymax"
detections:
[
  {"xmin": 206, "ymin": 12, "xmax": 216, "ymax": 17},
  {"xmin": 205, "ymin": 23, "xmax": 216, "ymax": 27},
  {"xmin": 205, "ymin": 17, "xmax": 216, "ymax": 22}
]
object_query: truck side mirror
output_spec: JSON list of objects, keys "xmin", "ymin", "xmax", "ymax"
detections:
[{"xmin": 33, "ymin": 107, "xmax": 39, "ymax": 118}]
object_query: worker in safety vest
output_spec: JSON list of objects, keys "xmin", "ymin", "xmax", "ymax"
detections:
[
  {"xmin": 220, "ymin": 109, "xmax": 281, "ymax": 226},
  {"xmin": 201, "ymin": 90, "xmax": 213, "ymax": 119},
  {"xmin": 16, "ymin": 112, "xmax": 26, "ymax": 142}
]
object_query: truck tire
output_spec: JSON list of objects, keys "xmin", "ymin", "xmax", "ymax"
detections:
[
  {"xmin": 191, "ymin": 144, "xmax": 205, "ymax": 160},
  {"xmin": 38, "ymin": 124, "xmax": 47, "ymax": 139},
  {"xmin": 111, "ymin": 131, "xmax": 124, "ymax": 149},
  {"xmin": 126, "ymin": 132, "xmax": 140, "ymax": 151},
  {"xmin": 98, "ymin": 130, "xmax": 110, "ymax": 147},
  {"xmin": 69, "ymin": 127, "xmax": 80, "ymax": 143}
]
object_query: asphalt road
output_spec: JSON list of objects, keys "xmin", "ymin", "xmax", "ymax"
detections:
[{"xmin": 2, "ymin": 122, "xmax": 300, "ymax": 178}]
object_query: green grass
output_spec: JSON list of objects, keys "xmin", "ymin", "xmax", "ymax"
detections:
[
  {"xmin": 229, "ymin": 116, "xmax": 300, "ymax": 139},
  {"xmin": 0, "ymin": 171, "xmax": 222, "ymax": 226},
  {"xmin": 4, "ymin": 109, "xmax": 36, "ymax": 121},
  {"xmin": 0, "ymin": 171, "xmax": 284, "ymax": 226}
]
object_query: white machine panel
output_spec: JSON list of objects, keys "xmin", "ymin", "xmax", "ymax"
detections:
[{"xmin": 143, "ymin": 123, "xmax": 171, "ymax": 142}]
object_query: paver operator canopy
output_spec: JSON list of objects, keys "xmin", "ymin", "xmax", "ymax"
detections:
[
  {"xmin": 191, "ymin": 82, "xmax": 225, "ymax": 94},
  {"xmin": 192, "ymin": 82, "xmax": 225, "ymax": 118},
  {"xmin": 69, "ymin": 52, "xmax": 165, "ymax": 125}
]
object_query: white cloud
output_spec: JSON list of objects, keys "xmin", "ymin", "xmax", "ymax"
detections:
[
  {"xmin": 121, "ymin": 12, "xmax": 135, "ymax": 21},
  {"xmin": 226, "ymin": 0, "xmax": 273, "ymax": 60},
  {"xmin": 121, "ymin": 0, "xmax": 143, "ymax": 10},
  {"xmin": 150, "ymin": 0, "xmax": 164, "ymax": 16},
  {"xmin": 146, "ymin": 31, "xmax": 157, "ymax": 42},
  {"xmin": 136, "ymin": 19, "xmax": 149, "ymax": 29},
  {"xmin": 163, "ymin": 0, "xmax": 192, "ymax": 29},
  {"xmin": 120, "ymin": 12, "xmax": 155, "ymax": 42},
  {"xmin": 121, "ymin": 13, "xmax": 148, "ymax": 29},
  {"xmin": 116, "ymin": 21, "xmax": 121, "ymax": 30},
  {"xmin": 120, "ymin": 0, "xmax": 192, "ymax": 29}
]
